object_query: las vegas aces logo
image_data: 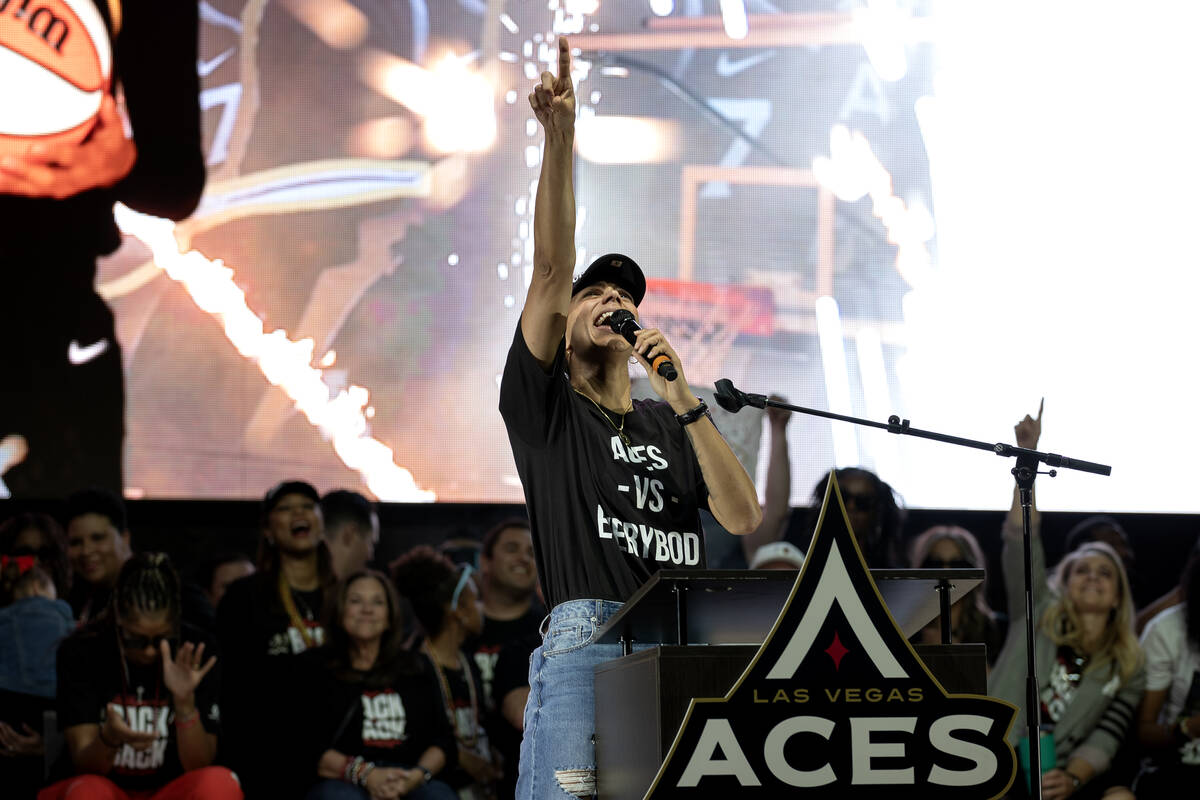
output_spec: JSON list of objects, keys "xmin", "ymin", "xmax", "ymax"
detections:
[{"xmin": 645, "ymin": 475, "xmax": 1018, "ymax": 799}]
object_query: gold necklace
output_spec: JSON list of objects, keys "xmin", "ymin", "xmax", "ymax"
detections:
[
  {"xmin": 573, "ymin": 388, "xmax": 632, "ymax": 445},
  {"xmin": 423, "ymin": 641, "xmax": 480, "ymax": 747}
]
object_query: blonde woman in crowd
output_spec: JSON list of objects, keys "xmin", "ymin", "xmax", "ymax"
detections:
[{"xmin": 989, "ymin": 404, "xmax": 1144, "ymax": 800}]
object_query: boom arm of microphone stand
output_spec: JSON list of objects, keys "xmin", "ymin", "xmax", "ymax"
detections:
[
  {"xmin": 713, "ymin": 379, "xmax": 1110, "ymax": 800},
  {"xmin": 714, "ymin": 379, "xmax": 1113, "ymax": 478}
]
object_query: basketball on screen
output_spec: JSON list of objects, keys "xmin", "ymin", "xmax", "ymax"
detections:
[{"xmin": 0, "ymin": 0, "xmax": 112, "ymax": 157}]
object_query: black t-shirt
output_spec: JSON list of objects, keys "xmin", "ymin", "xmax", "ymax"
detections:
[
  {"xmin": 215, "ymin": 571, "xmax": 327, "ymax": 797},
  {"xmin": 499, "ymin": 325, "xmax": 709, "ymax": 608},
  {"xmin": 216, "ymin": 572, "xmax": 327, "ymax": 664},
  {"xmin": 300, "ymin": 650, "xmax": 457, "ymax": 773},
  {"xmin": 429, "ymin": 654, "xmax": 488, "ymax": 792},
  {"xmin": 56, "ymin": 622, "xmax": 220, "ymax": 793},
  {"xmin": 492, "ymin": 632, "xmax": 541, "ymax": 716},
  {"xmin": 490, "ymin": 631, "xmax": 541, "ymax": 800},
  {"xmin": 466, "ymin": 608, "xmax": 543, "ymax": 800},
  {"xmin": 465, "ymin": 605, "xmax": 544, "ymax": 711}
]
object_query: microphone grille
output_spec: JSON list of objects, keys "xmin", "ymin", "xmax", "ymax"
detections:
[{"xmin": 607, "ymin": 309, "xmax": 637, "ymax": 331}]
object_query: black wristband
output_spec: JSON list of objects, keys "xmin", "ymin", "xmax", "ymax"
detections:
[{"xmin": 675, "ymin": 400, "xmax": 709, "ymax": 427}]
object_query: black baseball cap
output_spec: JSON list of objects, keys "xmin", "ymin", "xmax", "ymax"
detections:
[
  {"xmin": 262, "ymin": 480, "xmax": 320, "ymax": 516},
  {"xmin": 571, "ymin": 253, "xmax": 646, "ymax": 306}
]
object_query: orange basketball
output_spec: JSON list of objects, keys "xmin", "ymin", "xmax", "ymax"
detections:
[{"xmin": 0, "ymin": 0, "xmax": 112, "ymax": 157}]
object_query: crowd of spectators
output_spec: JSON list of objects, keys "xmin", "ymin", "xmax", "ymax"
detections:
[
  {"xmin": 0, "ymin": 484, "xmax": 544, "ymax": 800},
  {"xmin": 2, "ymin": 405, "xmax": 1199, "ymax": 799}
]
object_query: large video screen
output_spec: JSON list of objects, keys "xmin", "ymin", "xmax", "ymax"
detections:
[{"xmin": 96, "ymin": 1, "xmax": 1198, "ymax": 512}]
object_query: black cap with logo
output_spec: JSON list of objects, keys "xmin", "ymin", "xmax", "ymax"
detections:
[{"xmin": 571, "ymin": 253, "xmax": 646, "ymax": 306}]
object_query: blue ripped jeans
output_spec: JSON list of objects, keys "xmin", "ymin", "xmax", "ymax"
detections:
[{"xmin": 516, "ymin": 599, "xmax": 633, "ymax": 800}]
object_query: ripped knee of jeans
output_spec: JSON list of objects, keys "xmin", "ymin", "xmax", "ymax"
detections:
[{"xmin": 554, "ymin": 766, "xmax": 596, "ymax": 798}]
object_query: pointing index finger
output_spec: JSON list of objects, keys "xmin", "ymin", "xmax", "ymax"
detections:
[
  {"xmin": 557, "ymin": 36, "xmax": 571, "ymax": 80},
  {"xmin": 1037, "ymin": 397, "xmax": 1044, "ymax": 423}
]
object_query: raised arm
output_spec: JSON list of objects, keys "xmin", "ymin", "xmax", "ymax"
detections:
[
  {"xmin": 1001, "ymin": 401, "xmax": 1046, "ymax": 625},
  {"xmin": 742, "ymin": 400, "xmax": 793, "ymax": 561},
  {"xmin": 522, "ymin": 37, "xmax": 577, "ymax": 369}
]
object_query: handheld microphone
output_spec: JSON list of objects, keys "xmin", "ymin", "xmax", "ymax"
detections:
[{"xmin": 606, "ymin": 309, "xmax": 678, "ymax": 381}]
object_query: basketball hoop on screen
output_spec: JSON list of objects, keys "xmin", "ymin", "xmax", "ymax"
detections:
[
  {"xmin": 635, "ymin": 278, "xmax": 774, "ymax": 389},
  {"xmin": 631, "ymin": 278, "xmax": 775, "ymax": 481}
]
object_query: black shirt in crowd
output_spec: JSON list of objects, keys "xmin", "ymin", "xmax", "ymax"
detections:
[
  {"xmin": 499, "ymin": 325, "xmax": 709, "ymax": 608},
  {"xmin": 428, "ymin": 653, "xmax": 488, "ymax": 793},
  {"xmin": 490, "ymin": 630, "xmax": 542, "ymax": 800},
  {"xmin": 299, "ymin": 649, "xmax": 457, "ymax": 775},
  {"xmin": 216, "ymin": 571, "xmax": 327, "ymax": 798},
  {"xmin": 465, "ymin": 606, "xmax": 544, "ymax": 800},
  {"xmin": 465, "ymin": 604, "xmax": 544, "ymax": 711},
  {"xmin": 56, "ymin": 622, "xmax": 220, "ymax": 794}
]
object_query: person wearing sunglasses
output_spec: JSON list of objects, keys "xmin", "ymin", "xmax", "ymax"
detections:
[
  {"xmin": 302, "ymin": 569, "xmax": 456, "ymax": 800},
  {"xmin": 799, "ymin": 467, "xmax": 907, "ymax": 569},
  {"xmin": 909, "ymin": 525, "xmax": 1006, "ymax": 664},
  {"xmin": 392, "ymin": 547, "xmax": 498, "ymax": 800},
  {"xmin": 41, "ymin": 552, "xmax": 240, "ymax": 800}
]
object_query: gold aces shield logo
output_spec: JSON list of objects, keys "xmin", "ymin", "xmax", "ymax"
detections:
[{"xmin": 645, "ymin": 475, "xmax": 1017, "ymax": 798}]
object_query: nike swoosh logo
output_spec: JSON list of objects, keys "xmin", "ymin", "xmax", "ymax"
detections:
[
  {"xmin": 198, "ymin": 48, "xmax": 235, "ymax": 78},
  {"xmin": 68, "ymin": 338, "xmax": 109, "ymax": 365},
  {"xmin": 715, "ymin": 50, "xmax": 777, "ymax": 77}
]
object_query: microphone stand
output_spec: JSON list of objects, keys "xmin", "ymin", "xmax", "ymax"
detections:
[{"xmin": 713, "ymin": 379, "xmax": 1111, "ymax": 800}]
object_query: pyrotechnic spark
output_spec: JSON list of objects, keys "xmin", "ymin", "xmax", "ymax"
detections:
[
  {"xmin": 112, "ymin": 204, "xmax": 436, "ymax": 502},
  {"xmin": 361, "ymin": 50, "xmax": 497, "ymax": 154}
]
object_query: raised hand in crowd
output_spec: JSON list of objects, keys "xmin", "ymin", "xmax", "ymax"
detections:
[
  {"xmin": 1007, "ymin": 399, "xmax": 1044, "ymax": 527},
  {"xmin": 160, "ymin": 639, "xmax": 218, "ymax": 706},
  {"xmin": 742, "ymin": 395, "xmax": 794, "ymax": 565},
  {"xmin": 1015, "ymin": 397, "xmax": 1043, "ymax": 450}
]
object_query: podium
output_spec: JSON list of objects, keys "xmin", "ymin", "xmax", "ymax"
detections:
[{"xmin": 593, "ymin": 569, "xmax": 985, "ymax": 800}]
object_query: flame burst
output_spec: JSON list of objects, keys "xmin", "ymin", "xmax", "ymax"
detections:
[{"xmin": 113, "ymin": 204, "xmax": 435, "ymax": 502}]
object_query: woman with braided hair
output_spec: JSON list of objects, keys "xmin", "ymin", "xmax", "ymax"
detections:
[
  {"xmin": 39, "ymin": 552, "xmax": 240, "ymax": 800},
  {"xmin": 392, "ymin": 547, "xmax": 499, "ymax": 800}
]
